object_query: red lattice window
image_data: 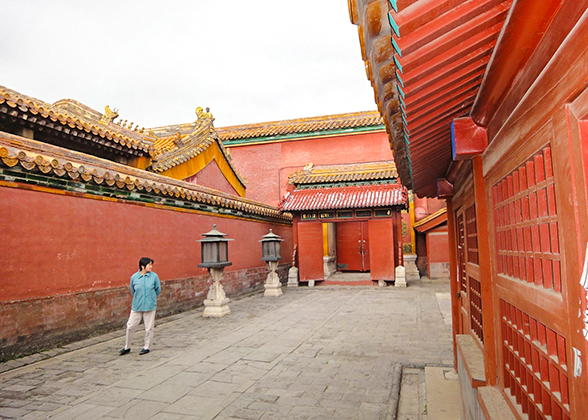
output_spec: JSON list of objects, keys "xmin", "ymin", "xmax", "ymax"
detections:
[
  {"xmin": 501, "ymin": 300, "xmax": 570, "ymax": 420},
  {"xmin": 469, "ymin": 277, "xmax": 483, "ymax": 343},
  {"xmin": 492, "ymin": 147, "xmax": 561, "ymax": 292},
  {"xmin": 457, "ymin": 213, "xmax": 467, "ymax": 294},
  {"xmin": 466, "ymin": 205, "xmax": 479, "ymax": 265}
]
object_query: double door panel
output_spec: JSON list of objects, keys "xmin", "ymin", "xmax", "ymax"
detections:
[{"xmin": 337, "ymin": 221, "xmax": 370, "ymax": 272}]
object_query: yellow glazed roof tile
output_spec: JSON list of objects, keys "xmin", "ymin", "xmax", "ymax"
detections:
[
  {"xmin": 0, "ymin": 85, "xmax": 152, "ymax": 154},
  {"xmin": 215, "ymin": 110, "xmax": 384, "ymax": 141},
  {"xmin": 288, "ymin": 161, "xmax": 398, "ymax": 185},
  {"xmin": 0, "ymin": 131, "xmax": 289, "ymax": 222}
]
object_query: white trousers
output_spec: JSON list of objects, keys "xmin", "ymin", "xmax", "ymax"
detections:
[{"xmin": 124, "ymin": 310, "xmax": 156, "ymax": 350}]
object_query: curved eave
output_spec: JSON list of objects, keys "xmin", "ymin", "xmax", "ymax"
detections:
[{"xmin": 351, "ymin": 0, "xmax": 512, "ymax": 197}]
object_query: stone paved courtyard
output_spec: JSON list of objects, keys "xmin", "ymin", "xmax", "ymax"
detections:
[{"xmin": 0, "ymin": 281, "xmax": 454, "ymax": 420}]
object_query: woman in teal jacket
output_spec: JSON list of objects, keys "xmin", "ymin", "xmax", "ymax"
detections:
[{"xmin": 119, "ymin": 257, "xmax": 161, "ymax": 356}]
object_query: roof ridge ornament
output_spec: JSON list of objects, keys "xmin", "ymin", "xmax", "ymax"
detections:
[
  {"xmin": 196, "ymin": 106, "xmax": 213, "ymax": 121},
  {"xmin": 99, "ymin": 105, "xmax": 119, "ymax": 125}
]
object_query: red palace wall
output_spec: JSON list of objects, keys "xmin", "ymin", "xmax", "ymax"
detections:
[
  {"xmin": 229, "ymin": 131, "xmax": 393, "ymax": 206},
  {"xmin": 184, "ymin": 160, "xmax": 239, "ymax": 196},
  {"xmin": 0, "ymin": 185, "xmax": 292, "ymax": 361}
]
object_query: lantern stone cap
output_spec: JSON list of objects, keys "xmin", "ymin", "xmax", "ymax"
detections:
[
  {"xmin": 197, "ymin": 224, "xmax": 234, "ymax": 242},
  {"xmin": 260, "ymin": 229, "xmax": 283, "ymax": 242}
]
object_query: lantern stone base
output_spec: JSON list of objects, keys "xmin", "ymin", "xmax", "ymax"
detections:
[
  {"xmin": 264, "ymin": 261, "xmax": 283, "ymax": 297},
  {"xmin": 202, "ymin": 267, "xmax": 231, "ymax": 317},
  {"xmin": 203, "ymin": 297, "xmax": 231, "ymax": 318}
]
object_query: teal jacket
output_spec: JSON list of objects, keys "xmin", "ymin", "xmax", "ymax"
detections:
[{"xmin": 130, "ymin": 271, "xmax": 161, "ymax": 312}]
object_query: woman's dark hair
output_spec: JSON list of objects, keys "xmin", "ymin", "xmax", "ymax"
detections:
[{"xmin": 139, "ymin": 257, "xmax": 154, "ymax": 271}]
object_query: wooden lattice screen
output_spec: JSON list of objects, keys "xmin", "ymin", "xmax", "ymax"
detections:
[
  {"xmin": 465, "ymin": 205, "xmax": 483, "ymax": 343},
  {"xmin": 501, "ymin": 299, "xmax": 570, "ymax": 420},
  {"xmin": 492, "ymin": 147, "xmax": 561, "ymax": 292}
]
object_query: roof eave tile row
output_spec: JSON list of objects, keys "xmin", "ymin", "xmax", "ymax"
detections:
[
  {"xmin": 151, "ymin": 121, "xmax": 216, "ymax": 171},
  {"xmin": 0, "ymin": 132, "xmax": 290, "ymax": 222},
  {"xmin": 216, "ymin": 110, "xmax": 384, "ymax": 142},
  {"xmin": 0, "ymin": 86, "xmax": 150, "ymax": 154},
  {"xmin": 280, "ymin": 184, "xmax": 408, "ymax": 211},
  {"xmin": 288, "ymin": 161, "xmax": 399, "ymax": 185},
  {"xmin": 150, "ymin": 121, "xmax": 247, "ymax": 187}
]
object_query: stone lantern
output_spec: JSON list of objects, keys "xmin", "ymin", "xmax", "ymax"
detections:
[
  {"xmin": 197, "ymin": 224, "xmax": 233, "ymax": 317},
  {"xmin": 260, "ymin": 229, "xmax": 283, "ymax": 297}
]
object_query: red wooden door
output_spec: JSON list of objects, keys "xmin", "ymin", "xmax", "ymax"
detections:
[
  {"xmin": 297, "ymin": 222, "xmax": 324, "ymax": 281},
  {"xmin": 337, "ymin": 222, "xmax": 370, "ymax": 271}
]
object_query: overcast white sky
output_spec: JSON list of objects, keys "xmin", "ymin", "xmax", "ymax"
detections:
[{"xmin": 0, "ymin": 1, "xmax": 378, "ymax": 128}]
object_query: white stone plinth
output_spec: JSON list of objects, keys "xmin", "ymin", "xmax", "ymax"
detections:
[
  {"xmin": 395, "ymin": 265, "xmax": 407, "ymax": 287},
  {"xmin": 287, "ymin": 266, "xmax": 299, "ymax": 287},
  {"xmin": 403, "ymin": 254, "xmax": 420, "ymax": 281},
  {"xmin": 308, "ymin": 280, "xmax": 315, "ymax": 288},
  {"xmin": 203, "ymin": 267, "xmax": 231, "ymax": 317},
  {"xmin": 264, "ymin": 261, "xmax": 283, "ymax": 297},
  {"xmin": 378, "ymin": 279, "xmax": 386, "ymax": 287},
  {"xmin": 203, "ymin": 297, "xmax": 231, "ymax": 317}
]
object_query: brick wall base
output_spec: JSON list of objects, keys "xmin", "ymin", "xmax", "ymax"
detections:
[{"xmin": 0, "ymin": 264, "xmax": 290, "ymax": 362}]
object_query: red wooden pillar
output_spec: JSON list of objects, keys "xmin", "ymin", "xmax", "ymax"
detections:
[
  {"xmin": 472, "ymin": 155, "xmax": 497, "ymax": 385},
  {"xmin": 446, "ymin": 198, "xmax": 460, "ymax": 369}
]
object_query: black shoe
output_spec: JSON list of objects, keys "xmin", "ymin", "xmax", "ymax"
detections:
[
  {"xmin": 139, "ymin": 349, "xmax": 150, "ymax": 355},
  {"xmin": 119, "ymin": 348, "xmax": 130, "ymax": 356}
]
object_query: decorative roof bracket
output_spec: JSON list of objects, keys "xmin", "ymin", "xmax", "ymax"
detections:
[
  {"xmin": 436, "ymin": 178, "xmax": 454, "ymax": 199},
  {"xmin": 450, "ymin": 117, "xmax": 488, "ymax": 160}
]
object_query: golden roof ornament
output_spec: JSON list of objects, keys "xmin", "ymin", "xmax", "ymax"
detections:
[
  {"xmin": 195, "ymin": 106, "xmax": 213, "ymax": 121},
  {"xmin": 99, "ymin": 105, "xmax": 119, "ymax": 124}
]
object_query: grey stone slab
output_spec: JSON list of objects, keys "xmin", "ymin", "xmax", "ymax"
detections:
[
  {"xmin": 0, "ymin": 283, "xmax": 456, "ymax": 420},
  {"xmin": 104, "ymin": 399, "xmax": 168, "ymax": 419},
  {"xmin": 44, "ymin": 403, "xmax": 110, "ymax": 420},
  {"xmin": 22, "ymin": 400, "xmax": 62, "ymax": 412},
  {"xmin": 3, "ymin": 384, "xmax": 37, "ymax": 392},
  {"xmin": 137, "ymin": 383, "xmax": 193, "ymax": 403},
  {"xmin": 164, "ymin": 371, "xmax": 212, "ymax": 388},
  {"xmin": 241, "ymin": 351, "xmax": 282, "ymax": 363},
  {"xmin": 0, "ymin": 406, "xmax": 30, "ymax": 418},
  {"xmin": 84, "ymin": 387, "xmax": 144, "ymax": 407},
  {"xmin": 149, "ymin": 413, "xmax": 201, "ymax": 420},
  {"xmin": 164, "ymin": 395, "xmax": 222, "ymax": 416},
  {"xmin": 189, "ymin": 380, "xmax": 241, "ymax": 398},
  {"xmin": 115, "ymin": 373, "xmax": 172, "ymax": 391}
]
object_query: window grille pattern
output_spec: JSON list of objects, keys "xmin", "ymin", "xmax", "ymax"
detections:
[
  {"xmin": 501, "ymin": 300, "xmax": 570, "ymax": 420},
  {"xmin": 457, "ymin": 213, "xmax": 467, "ymax": 294},
  {"xmin": 465, "ymin": 205, "xmax": 479, "ymax": 265},
  {"xmin": 469, "ymin": 277, "xmax": 483, "ymax": 343},
  {"xmin": 492, "ymin": 147, "xmax": 561, "ymax": 292}
]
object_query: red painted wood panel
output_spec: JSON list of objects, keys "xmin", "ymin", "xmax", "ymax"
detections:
[
  {"xmin": 368, "ymin": 219, "xmax": 394, "ymax": 280},
  {"xmin": 297, "ymin": 222, "xmax": 324, "ymax": 281}
]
